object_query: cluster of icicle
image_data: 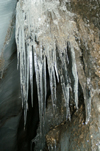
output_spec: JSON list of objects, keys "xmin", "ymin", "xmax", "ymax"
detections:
[
  {"xmin": 48, "ymin": 139, "xmax": 57, "ymax": 151},
  {"xmin": 15, "ymin": 0, "xmax": 87, "ymax": 135}
]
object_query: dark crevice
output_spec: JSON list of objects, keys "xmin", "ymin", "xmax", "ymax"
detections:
[
  {"xmin": 17, "ymin": 73, "xmax": 39, "ymax": 151},
  {"xmin": 80, "ymin": 47, "xmax": 85, "ymax": 74},
  {"xmin": 45, "ymin": 58, "xmax": 51, "ymax": 108}
]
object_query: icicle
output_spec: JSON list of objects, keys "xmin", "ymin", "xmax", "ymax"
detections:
[
  {"xmin": 59, "ymin": 46, "xmax": 71, "ymax": 120},
  {"xmin": 43, "ymin": 55, "xmax": 47, "ymax": 126},
  {"xmin": 68, "ymin": 42, "xmax": 78, "ymax": 109},
  {"xmin": 29, "ymin": 46, "xmax": 33, "ymax": 107},
  {"xmin": 24, "ymin": 101, "xmax": 28, "ymax": 128},
  {"xmin": 34, "ymin": 51, "xmax": 43, "ymax": 136},
  {"xmin": 48, "ymin": 52, "xmax": 57, "ymax": 111},
  {"xmin": 44, "ymin": 55, "xmax": 47, "ymax": 108},
  {"xmin": 84, "ymin": 88, "xmax": 91, "ymax": 124},
  {"xmin": 54, "ymin": 47, "xmax": 59, "ymax": 83},
  {"xmin": 54, "ymin": 140, "xmax": 57, "ymax": 151},
  {"xmin": 26, "ymin": 45, "xmax": 30, "ymax": 102},
  {"xmin": 52, "ymin": 46, "xmax": 57, "ymax": 104},
  {"xmin": 60, "ymin": 74, "xmax": 70, "ymax": 120},
  {"xmin": 52, "ymin": 67, "xmax": 57, "ymax": 104},
  {"xmin": 66, "ymin": 85, "xmax": 71, "ymax": 120},
  {"xmin": 49, "ymin": 67, "xmax": 54, "ymax": 108}
]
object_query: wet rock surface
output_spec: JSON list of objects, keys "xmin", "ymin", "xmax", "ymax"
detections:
[
  {"xmin": 45, "ymin": 93, "xmax": 100, "ymax": 151},
  {"xmin": 35, "ymin": 1, "xmax": 100, "ymax": 150}
]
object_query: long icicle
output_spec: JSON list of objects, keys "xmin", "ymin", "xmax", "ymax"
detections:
[
  {"xmin": 29, "ymin": 46, "xmax": 33, "ymax": 107},
  {"xmin": 69, "ymin": 43, "xmax": 78, "ymax": 109}
]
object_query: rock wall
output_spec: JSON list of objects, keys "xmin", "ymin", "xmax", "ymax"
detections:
[{"xmin": 43, "ymin": 1, "xmax": 100, "ymax": 151}]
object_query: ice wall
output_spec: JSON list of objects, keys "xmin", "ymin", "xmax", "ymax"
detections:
[{"xmin": 0, "ymin": 0, "xmax": 17, "ymax": 78}]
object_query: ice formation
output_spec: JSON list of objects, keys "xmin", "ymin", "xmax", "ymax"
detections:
[
  {"xmin": 15, "ymin": 0, "xmax": 91, "ymax": 133},
  {"xmin": 47, "ymin": 139, "xmax": 57, "ymax": 151}
]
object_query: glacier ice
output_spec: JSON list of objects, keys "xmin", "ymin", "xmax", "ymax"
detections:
[
  {"xmin": 0, "ymin": 0, "xmax": 17, "ymax": 78},
  {"xmin": 15, "ymin": 0, "xmax": 91, "ymax": 133}
]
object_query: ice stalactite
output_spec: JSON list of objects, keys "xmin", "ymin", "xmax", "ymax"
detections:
[
  {"xmin": 84, "ymin": 84, "xmax": 91, "ymax": 124},
  {"xmin": 47, "ymin": 136, "xmax": 57, "ymax": 151},
  {"xmin": 15, "ymin": 0, "xmax": 91, "ymax": 133}
]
